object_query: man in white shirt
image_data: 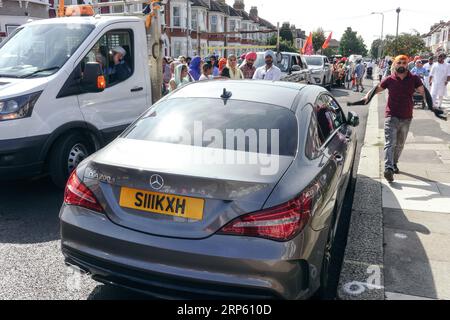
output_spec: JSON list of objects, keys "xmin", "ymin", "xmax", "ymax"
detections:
[
  {"xmin": 253, "ymin": 50, "xmax": 282, "ymax": 81},
  {"xmin": 429, "ymin": 53, "xmax": 450, "ymax": 109},
  {"xmin": 423, "ymin": 56, "xmax": 434, "ymax": 91}
]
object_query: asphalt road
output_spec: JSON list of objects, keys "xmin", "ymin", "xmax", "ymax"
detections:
[{"xmin": 0, "ymin": 80, "xmax": 372, "ymax": 300}]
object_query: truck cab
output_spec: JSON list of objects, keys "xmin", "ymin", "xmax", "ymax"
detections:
[{"xmin": 0, "ymin": 16, "xmax": 152, "ymax": 187}]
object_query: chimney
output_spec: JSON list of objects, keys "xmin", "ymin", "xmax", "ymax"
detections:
[
  {"xmin": 249, "ymin": 6, "xmax": 258, "ymax": 18},
  {"xmin": 233, "ymin": 0, "xmax": 245, "ymax": 11}
]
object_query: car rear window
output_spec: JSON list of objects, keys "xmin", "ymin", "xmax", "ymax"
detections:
[{"xmin": 123, "ymin": 98, "xmax": 298, "ymax": 156}]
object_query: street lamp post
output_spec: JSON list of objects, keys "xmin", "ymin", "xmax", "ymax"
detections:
[
  {"xmin": 371, "ymin": 12, "xmax": 384, "ymax": 59},
  {"xmin": 396, "ymin": 7, "xmax": 401, "ymax": 38}
]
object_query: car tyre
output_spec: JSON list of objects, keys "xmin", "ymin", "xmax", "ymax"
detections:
[
  {"xmin": 316, "ymin": 212, "xmax": 337, "ymax": 300},
  {"xmin": 48, "ymin": 132, "xmax": 94, "ymax": 188}
]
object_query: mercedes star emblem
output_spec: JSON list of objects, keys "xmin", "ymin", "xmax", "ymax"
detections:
[{"xmin": 150, "ymin": 174, "xmax": 164, "ymax": 190}]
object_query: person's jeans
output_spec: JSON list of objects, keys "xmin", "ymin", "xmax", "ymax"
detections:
[{"xmin": 384, "ymin": 117, "xmax": 412, "ymax": 170}]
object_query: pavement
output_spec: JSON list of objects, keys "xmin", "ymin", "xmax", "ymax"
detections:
[{"xmin": 338, "ymin": 77, "xmax": 450, "ymax": 300}]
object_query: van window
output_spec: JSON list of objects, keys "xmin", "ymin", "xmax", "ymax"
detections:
[{"xmin": 82, "ymin": 29, "xmax": 133, "ymax": 87}]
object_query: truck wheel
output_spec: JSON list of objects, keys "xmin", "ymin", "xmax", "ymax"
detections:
[{"xmin": 48, "ymin": 132, "xmax": 93, "ymax": 188}]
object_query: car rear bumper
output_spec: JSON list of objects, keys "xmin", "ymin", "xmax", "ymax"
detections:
[
  {"xmin": 60, "ymin": 205, "xmax": 313, "ymax": 300},
  {"xmin": 0, "ymin": 135, "xmax": 48, "ymax": 180}
]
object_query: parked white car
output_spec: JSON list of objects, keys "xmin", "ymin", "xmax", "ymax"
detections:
[{"xmin": 304, "ymin": 55, "xmax": 333, "ymax": 89}]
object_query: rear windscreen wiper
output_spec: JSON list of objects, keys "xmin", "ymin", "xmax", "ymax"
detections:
[{"xmin": 21, "ymin": 66, "xmax": 60, "ymax": 78}]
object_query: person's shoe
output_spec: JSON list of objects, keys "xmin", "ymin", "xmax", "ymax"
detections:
[
  {"xmin": 384, "ymin": 168, "xmax": 395, "ymax": 182},
  {"xmin": 393, "ymin": 164, "xmax": 400, "ymax": 174},
  {"xmin": 360, "ymin": 88, "xmax": 365, "ymax": 93}
]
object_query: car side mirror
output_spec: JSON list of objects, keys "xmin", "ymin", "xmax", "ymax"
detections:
[
  {"xmin": 347, "ymin": 111, "xmax": 360, "ymax": 127},
  {"xmin": 81, "ymin": 62, "xmax": 106, "ymax": 93},
  {"xmin": 291, "ymin": 65, "xmax": 301, "ymax": 72}
]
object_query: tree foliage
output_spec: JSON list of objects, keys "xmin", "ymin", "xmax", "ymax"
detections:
[
  {"xmin": 339, "ymin": 27, "xmax": 368, "ymax": 56},
  {"xmin": 268, "ymin": 35, "xmax": 298, "ymax": 53},
  {"xmin": 279, "ymin": 22, "xmax": 293, "ymax": 43},
  {"xmin": 370, "ymin": 39, "xmax": 383, "ymax": 59},
  {"xmin": 312, "ymin": 28, "xmax": 326, "ymax": 53},
  {"xmin": 383, "ymin": 33, "xmax": 426, "ymax": 57}
]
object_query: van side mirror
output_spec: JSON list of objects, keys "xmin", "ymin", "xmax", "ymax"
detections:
[
  {"xmin": 347, "ymin": 111, "xmax": 360, "ymax": 127},
  {"xmin": 81, "ymin": 62, "xmax": 105, "ymax": 92}
]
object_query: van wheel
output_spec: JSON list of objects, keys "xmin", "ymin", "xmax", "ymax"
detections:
[{"xmin": 48, "ymin": 132, "xmax": 93, "ymax": 188}]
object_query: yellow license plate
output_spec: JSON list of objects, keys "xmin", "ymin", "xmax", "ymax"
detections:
[{"xmin": 119, "ymin": 187, "xmax": 204, "ymax": 221}]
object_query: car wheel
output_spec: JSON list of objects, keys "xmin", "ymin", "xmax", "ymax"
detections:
[
  {"xmin": 316, "ymin": 205, "xmax": 340, "ymax": 299},
  {"xmin": 48, "ymin": 132, "xmax": 94, "ymax": 188}
]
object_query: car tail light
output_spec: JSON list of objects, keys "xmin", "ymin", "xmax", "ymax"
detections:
[
  {"xmin": 64, "ymin": 170, "xmax": 104, "ymax": 213},
  {"xmin": 219, "ymin": 190, "xmax": 314, "ymax": 241}
]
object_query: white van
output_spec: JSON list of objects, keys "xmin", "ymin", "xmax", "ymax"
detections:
[{"xmin": 0, "ymin": 16, "xmax": 152, "ymax": 187}]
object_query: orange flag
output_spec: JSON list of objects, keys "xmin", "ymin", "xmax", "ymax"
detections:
[
  {"xmin": 302, "ymin": 32, "xmax": 313, "ymax": 55},
  {"xmin": 322, "ymin": 32, "xmax": 333, "ymax": 49}
]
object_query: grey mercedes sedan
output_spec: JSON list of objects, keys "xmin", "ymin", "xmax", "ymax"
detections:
[{"xmin": 60, "ymin": 80, "xmax": 359, "ymax": 299}]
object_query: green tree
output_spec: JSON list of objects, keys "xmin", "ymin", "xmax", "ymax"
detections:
[
  {"xmin": 312, "ymin": 28, "xmax": 326, "ymax": 53},
  {"xmin": 279, "ymin": 22, "xmax": 293, "ymax": 43},
  {"xmin": 339, "ymin": 27, "xmax": 367, "ymax": 56},
  {"xmin": 383, "ymin": 33, "xmax": 426, "ymax": 57},
  {"xmin": 268, "ymin": 35, "xmax": 298, "ymax": 53},
  {"xmin": 323, "ymin": 47, "xmax": 338, "ymax": 57},
  {"xmin": 370, "ymin": 39, "xmax": 383, "ymax": 59}
]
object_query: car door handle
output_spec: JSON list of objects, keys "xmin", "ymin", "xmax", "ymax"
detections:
[
  {"xmin": 333, "ymin": 152, "xmax": 344, "ymax": 164},
  {"xmin": 131, "ymin": 87, "xmax": 143, "ymax": 92}
]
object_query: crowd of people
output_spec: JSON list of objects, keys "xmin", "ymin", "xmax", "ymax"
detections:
[
  {"xmin": 161, "ymin": 50, "xmax": 282, "ymax": 95},
  {"xmin": 331, "ymin": 58, "xmax": 373, "ymax": 93},
  {"xmin": 378, "ymin": 52, "xmax": 450, "ymax": 109}
]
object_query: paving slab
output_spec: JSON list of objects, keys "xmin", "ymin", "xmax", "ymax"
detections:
[
  {"xmin": 382, "ymin": 180, "xmax": 450, "ymax": 214},
  {"xmin": 384, "ymin": 254, "xmax": 450, "ymax": 300},
  {"xmin": 385, "ymin": 292, "xmax": 435, "ymax": 300},
  {"xmin": 383, "ymin": 208, "xmax": 450, "ymax": 235},
  {"xmin": 384, "ymin": 227, "xmax": 450, "ymax": 263}
]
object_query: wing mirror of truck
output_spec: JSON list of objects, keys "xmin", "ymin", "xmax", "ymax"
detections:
[
  {"xmin": 291, "ymin": 65, "xmax": 301, "ymax": 72},
  {"xmin": 347, "ymin": 111, "xmax": 360, "ymax": 127},
  {"xmin": 81, "ymin": 62, "xmax": 106, "ymax": 92}
]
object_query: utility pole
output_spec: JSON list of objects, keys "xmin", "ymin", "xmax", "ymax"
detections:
[
  {"xmin": 186, "ymin": 0, "xmax": 190, "ymax": 56},
  {"xmin": 276, "ymin": 22, "xmax": 280, "ymax": 54},
  {"xmin": 197, "ymin": 25, "xmax": 201, "ymax": 57},
  {"xmin": 371, "ymin": 12, "xmax": 384, "ymax": 59},
  {"xmin": 147, "ymin": 0, "xmax": 163, "ymax": 103},
  {"xmin": 396, "ymin": 7, "xmax": 401, "ymax": 38}
]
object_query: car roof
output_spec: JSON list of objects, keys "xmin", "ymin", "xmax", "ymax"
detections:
[{"xmin": 167, "ymin": 80, "xmax": 308, "ymax": 109}]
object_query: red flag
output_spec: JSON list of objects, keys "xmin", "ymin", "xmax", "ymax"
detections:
[
  {"xmin": 322, "ymin": 32, "xmax": 333, "ymax": 49},
  {"xmin": 302, "ymin": 32, "xmax": 313, "ymax": 55}
]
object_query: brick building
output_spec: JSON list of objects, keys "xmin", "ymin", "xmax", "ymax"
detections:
[{"xmin": 0, "ymin": 0, "xmax": 50, "ymax": 41}]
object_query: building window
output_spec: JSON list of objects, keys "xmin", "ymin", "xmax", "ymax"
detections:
[
  {"xmin": 173, "ymin": 6, "xmax": 181, "ymax": 27},
  {"xmin": 191, "ymin": 9, "xmax": 198, "ymax": 30},
  {"xmin": 210, "ymin": 15, "xmax": 218, "ymax": 33},
  {"xmin": 174, "ymin": 41, "xmax": 182, "ymax": 58},
  {"xmin": 229, "ymin": 20, "xmax": 236, "ymax": 36}
]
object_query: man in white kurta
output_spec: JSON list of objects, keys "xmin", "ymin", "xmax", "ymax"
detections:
[
  {"xmin": 429, "ymin": 53, "xmax": 450, "ymax": 109},
  {"xmin": 423, "ymin": 56, "xmax": 434, "ymax": 91}
]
